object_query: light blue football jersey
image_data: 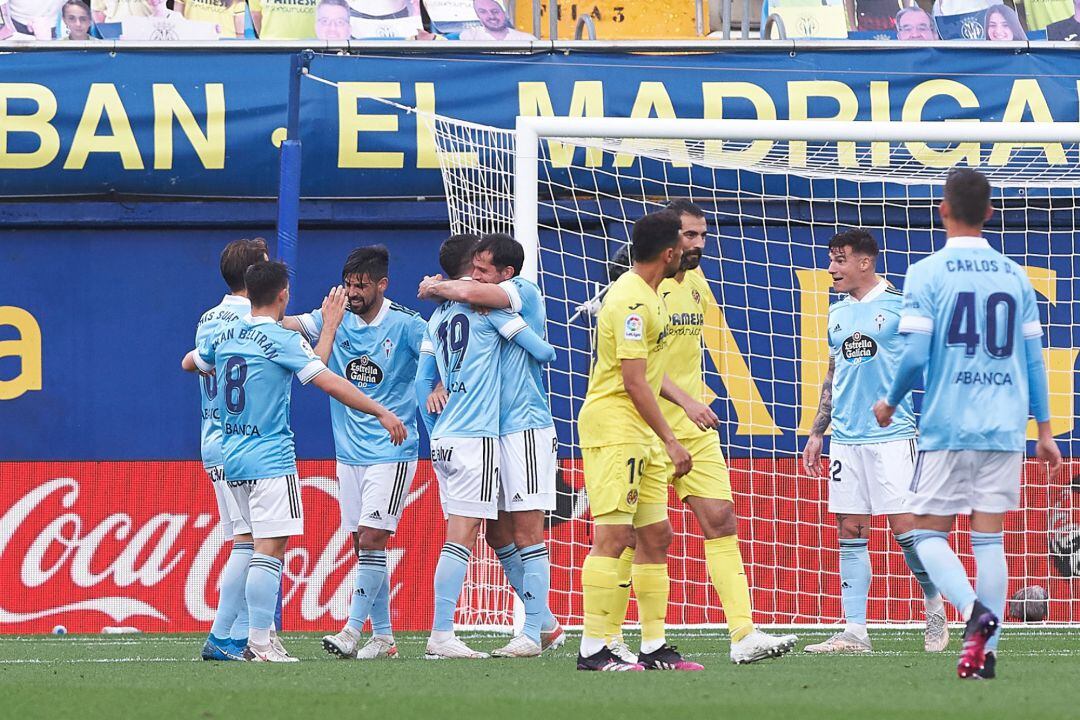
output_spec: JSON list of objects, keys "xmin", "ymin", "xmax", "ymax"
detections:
[
  {"xmin": 497, "ymin": 278, "xmax": 554, "ymax": 435},
  {"xmin": 196, "ymin": 314, "xmax": 327, "ymax": 481},
  {"xmin": 295, "ymin": 298, "xmax": 427, "ymax": 465},
  {"xmin": 194, "ymin": 294, "xmax": 251, "ymax": 470},
  {"xmin": 898, "ymin": 236, "xmax": 1042, "ymax": 452},
  {"xmin": 827, "ymin": 280, "xmax": 916, "ymax": 444},
  {"xmin": 423, "ymin": 300, "xmax": 529, "ymax": 440}
]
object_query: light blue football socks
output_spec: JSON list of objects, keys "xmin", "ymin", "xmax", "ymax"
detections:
[
  {"xmin": 520, "ymin": 543, "xmax": 552, "ymax": 645},
  {"xmin": 432, "ymin": 542, "xmax": 470, "ymax": 634},
  {"xmin": 246, "ymin": 553, "xmax": 283, "ymax": 647},
  {"xmin": 895, "ymin": 530, "xmax": 941, "ymax": 602},
  {"xmin": 972, "ymin": 531, "xmax": 1007, "ymax": 652},
  {"xmin": 839, "ymin": 538, "xmax": 871, "ymax": 632},
  {"xmin": 912, "ymin": 530, "xmax": 978, "ymax": 617},
  {"xmin": 208, "ymin": 540, "xmax": 252, "ymax": 647},
  {"xmin": 347, "ymin": 550, "xmax": 388, "ymax": 633}
]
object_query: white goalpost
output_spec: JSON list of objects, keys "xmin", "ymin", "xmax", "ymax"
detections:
[{"xmin": 427, "ymin": 112, "xmax": 1080, "ymax": 631}]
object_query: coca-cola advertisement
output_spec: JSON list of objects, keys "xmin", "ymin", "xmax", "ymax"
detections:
[{"xmin": 2, "ymin": 459, "xmax": 1076, "ymax": 633}]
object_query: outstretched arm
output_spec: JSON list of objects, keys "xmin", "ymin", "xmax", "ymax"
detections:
[
  {"xmin": 311, "ymin": 371, "xmax": 407, "ymax": 445},
  {"xmin": 803, "ymin": 356, "xmax": 835, "ymax": 475},
  {"xmin": 414, "ymin": 352, "xmax": 440, "ymax": 436},
  {"xmin": 874, "ymin": 332, "xmax": 930, "ymax": 427},
  {"xmin": 1026, "ymin": 335, "xmax": 1062, "ymax": 478},
  {"xmin": 419, "ymin": 277, "xmax": 512, "ymax": 310},
  {"xmin": 502, "ymin": 323, "xmax": 556, "ymax": 364}
]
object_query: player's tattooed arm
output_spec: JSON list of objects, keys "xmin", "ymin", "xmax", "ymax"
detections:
[
  {"xmin": 418, "ymin": 277, "xmax": 512, "ymax": 310},
  {"xmin": 312, "ymin": 286, "xmax": 346, "ymax": 365},
  {"xmin": 802, "ymin": 356, "xmax": 834, "ymax": 476}
]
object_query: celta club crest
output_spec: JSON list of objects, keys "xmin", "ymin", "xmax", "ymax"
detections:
[
  {"xmin": 961, "ymin": 18, "xmax": 984, "ymax": 39},
  {"xmin": 797, "ymin": 14, "xmax": 818, "ymax": 36},
  {"xmin": 875, "ymin": 313, "xmax": 885, "ymax": 331},
  {"xmin": 382, "ymin": 338, "xmax": 394, "ymax": 359}
]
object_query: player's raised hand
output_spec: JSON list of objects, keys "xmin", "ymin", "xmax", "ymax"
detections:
[
  {"xmin": 417, "ymin": 274, "xmax": 443, "ymax": 299},
  {"xmin": 802, "ymin": 434, "xmax": 824, "ymax": 476},
  {"xmin": 427, "ymin": 385, "xmax": 448, "ymax": 414},
  {"xmin": 379, "ymin": 410, "xmax": 408, "ymax": 445},
  {"xmin": 872, "ymin": 400, "xmax": 894, "ymax": 428},
  {"xmin": 682, "ymin": 399, "xmax": 719, "ymax": 431},
  {"xmin": 321, "ymin": 285, "xmax": 347, "ymax": 328},
  {"xmin": 665, "ymin": 438, "xmax": 693, "ymax": 478}
]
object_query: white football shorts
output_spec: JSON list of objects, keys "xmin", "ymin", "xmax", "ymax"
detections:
[
  {"xmin": 828, "ymin": 438, "xmax": 918, "ymax": 515},
  {"xmin": 499, "ymin": 426, "xmax": 558, "ymax": 512},
  {"xmin": 908, "ymin": 450, "xmax": 1023, "ymax": 516},
  {"xmin": 336, "ymin": 460, "xmax": 418, "ymax": 533},
  {"xmin": 225, "ymin": 474, "xmax": 304, "ymax": 539},
  {"xmin": 206, "ymin": 465, "xmax": 244, "ymax": 537},
  {"xmin": 431, "ymin": 436, "xmax": 500, "ymax": 520}
]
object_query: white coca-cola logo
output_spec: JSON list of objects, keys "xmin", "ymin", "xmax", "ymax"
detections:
[{"xmin": 0, "ymin": 475, "xmax": 428, "ymax": 627}]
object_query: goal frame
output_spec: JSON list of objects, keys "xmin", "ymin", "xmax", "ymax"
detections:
[{"xmin": 513, "ymin": 117, "xmax": 1080, "ymax": 283}]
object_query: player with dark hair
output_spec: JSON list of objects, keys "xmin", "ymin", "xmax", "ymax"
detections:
[
  {"xmin": 803, "ymin": 228, "xmax": 947, "ymax": 654},
  {"xmin": 414, "ymin": 235, "xmax": 558, "ymax": 660},
  {"xmin": 418, "ymin": 233, "xmax": 565, "ymax": 656},
  {"xmin": 576, "ymin": 210, "xmax": 703, "ymax": 672},
  {"xmin": 282, "ymin": 245, "xmax": 428, "ymax": 661},
  {"xmin": 185, "ymin": 261, "xmax": 407, "ymax": 662},
  {"xmin": 874, "ymin": 168, "xmax": 1061, "ymax": 679},
  {"xmin": 189, "ymin": 237, "xmax": 267, "ymax": 662}
]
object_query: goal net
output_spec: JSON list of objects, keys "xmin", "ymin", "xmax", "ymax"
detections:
[{"xmin": 429, "ymin": 113, "xmax": 1080, "ymax": 629}]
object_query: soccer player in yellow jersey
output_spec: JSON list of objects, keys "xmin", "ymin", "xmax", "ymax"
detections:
[
  {"xmin": 576, "ymin": 211, "xmax": 703, "ymax": 672},
  {"xmin": 603, "ymin": 200, "xmax": 798, "ymax": 664}
]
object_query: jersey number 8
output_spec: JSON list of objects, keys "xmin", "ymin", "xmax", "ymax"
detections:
[{"xmin": 223, "ymin": 356, "xmax": 248, "ymax": 414}]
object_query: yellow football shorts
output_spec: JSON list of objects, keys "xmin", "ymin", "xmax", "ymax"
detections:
[
  {"xmin": 582, "ymin": 440, "xmax": 668, "ymax": 520},
  {"xmin": 666, "ymin": 431, "xmax": 732, "ymax": 502}
]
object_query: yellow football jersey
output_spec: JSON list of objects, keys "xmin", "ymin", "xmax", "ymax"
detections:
[
  {"xmin": 579, "ymin": 271, "xmax": 668, "ymax": 448},
  {"xmin": 658, "ymin": 269, "xmax": 713, "ymax": 439}
]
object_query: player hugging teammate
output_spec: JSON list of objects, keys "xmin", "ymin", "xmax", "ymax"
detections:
[{"xmin": 183, "ymin": 168, "xmax": 1060, "ymax": 677}]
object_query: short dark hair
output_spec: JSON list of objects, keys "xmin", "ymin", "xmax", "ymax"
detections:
[
  {"xmin": 62, "ymin": 0, "xmax": 90, "ymax": 14},
  {"xmin": 474, "ymin": 233, "xmax": 524, "ymax": 277},
  {"xmin": 664, "ymin": 199, "xmax": 706, "ymax": 219},
  {"xmin": 244, "ymin": 261, "xmax": 290, "ymax": 307},
  {"xmin": 342, "ymin": 245, "xmax": 389, "ymax": 283},
  {"xmin": 944, "ymin": 168, "xmax": 992, "ymax": 226},
  {"xmin": 439, "ymin": 234, "xmax": 480, "ymax": 278},
  {"xmin": 608, "ymin": 244, "xmax": 632, "ymax": 282},
  {"xmin": 631, "ymin": 211, "xmax": 682, "ymax": 262},
  {"xmin": 220, "ymin": 237, "xmax": 269, "ymax": 292},
  {"xmin": 828, "ymin": 228, "xmax": 879, "ymax": 257}
]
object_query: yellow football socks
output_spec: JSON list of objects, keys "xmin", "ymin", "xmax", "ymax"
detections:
[
  {"xmin": 631, "ymin": 563, "xmax": 669, "ymax": 650},
  {"xmin": 581, "ymin": 555, "xmax": 621, "ymax": 649},
  {"xmin": 606, "ymin": 547, "xmax": 635, "ymax": 641},
  {"xmin": 705, "ymin": 535, "xmax": 754, "ymax": 642}
]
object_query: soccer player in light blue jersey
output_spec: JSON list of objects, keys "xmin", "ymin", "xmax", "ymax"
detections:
[
  {"xmin": 419, "ymin": 233, "xmax": 564, "ymax": 657},
  {"xmin": 414, "ymin": 234, "xmax": 557, "ymax": 660},
  {"xmin": 191, "ymin": 238, "xmax": 266, "ymax": 662},
  {"xmin": 802, "ymin": 229, "xmax": 947, "ymax": 655},
  {"xmin": 874, "ymin": 169, "xmax": 1061, "ymax": 680},
  {"xmin": 186, "ymin": 261, "xmax": 407, "ymax": 663},
  {"xmin": 282, "ymin": 246, "xmax": 427, "ymax": 661}
]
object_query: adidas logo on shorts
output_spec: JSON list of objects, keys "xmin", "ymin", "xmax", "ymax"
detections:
[
  {"xmin": 368, "ymin": 510, "xmax": 382, "ymax": 520},
  {"xmin": 513, "ymin": 494, "xmax": 523, "ymax": 502}
]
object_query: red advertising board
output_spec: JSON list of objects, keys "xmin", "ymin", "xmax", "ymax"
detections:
[{"xmin": 1, "ymin": 460, "xmax": 1076, "ymax": 633}]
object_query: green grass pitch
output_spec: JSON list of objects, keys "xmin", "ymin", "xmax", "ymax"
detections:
[{"xmin": 2, "ymin": 629, "xmax": 1078, "ymax": 720}]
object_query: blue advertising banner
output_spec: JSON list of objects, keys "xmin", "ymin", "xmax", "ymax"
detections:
[{"xmin": 2, "ymin": 47, "xmax": 1080, "ymax": 198}]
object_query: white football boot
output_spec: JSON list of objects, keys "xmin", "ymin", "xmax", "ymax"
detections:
[
  {"xmin": 730, "ymin": 630, "xmax": 799, "ymax": 664},
  {"xmin": 607, "ymin": 638, "xmax": 639, "ymax": 664},
  {"xmin": 268, "ymin": 632, "xmax": 299, "ymax": 661},
  {"xmin": 356, "ymin": 635, "xmax": 400, "ymax": 660},
  {"xmin": 244, "ymin": 640, "xmax": 300, "ymax": 663},
  {"xmin": 491, "ymin": 634, "xmax": 543, "ymax": 658},
  {"xmin": 924, "ymin": 609, "xmax": 950, "ymax": 652},
  {"xmin": 424, "ymin": 634, "xmax": 490, "ymax": 660},
  {"xmin": 804, "ymin": 631, "xmax": 872, "ymax": 654},
  {"xmin": 322, "ymin": 626, "xmax": 361, "ymax": 659},
  {"xmin": 540, "ymin": 623, "xmax": 566, "ymax": 652}
]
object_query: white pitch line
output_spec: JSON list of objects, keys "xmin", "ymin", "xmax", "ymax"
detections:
[{"xmin": 0, "ymin": 657, "xmax": 199, "ymax": 665}]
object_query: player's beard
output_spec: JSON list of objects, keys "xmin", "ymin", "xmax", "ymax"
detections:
[
  {"xmin": 348, "ymin": 297, "xmax": 371, "ymax": 316},
  {"xmin": 680, "ymin": 250, "xmax": 702, "ymax": 271}
]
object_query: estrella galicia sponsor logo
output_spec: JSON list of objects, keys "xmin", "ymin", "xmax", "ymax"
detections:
[
  {"xmin": 345, "ymin": 355, "xmax": 385, "ymax": 387},
  {"xmin": 841, "ymin": 332, "xmax": 878, "ymax": 365}
]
